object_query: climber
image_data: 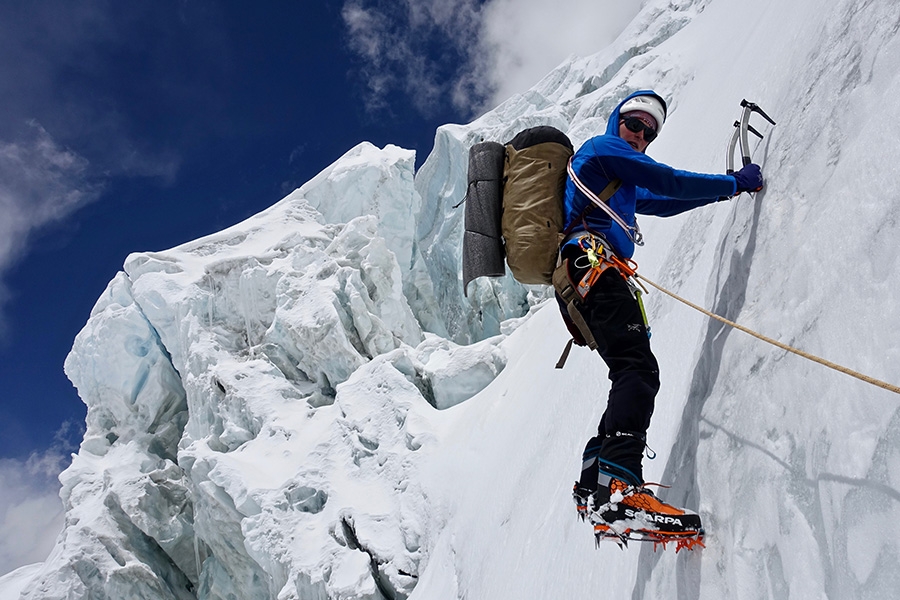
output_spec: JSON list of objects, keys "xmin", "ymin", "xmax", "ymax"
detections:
[{"xmin": 563, "ymin": 90, "xmax": 763, "ymax": 542}]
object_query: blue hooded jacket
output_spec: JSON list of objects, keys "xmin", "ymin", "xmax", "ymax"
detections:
[{"xmin": 563, "ymin": 90, "xmax": 738, "ymax": 258}]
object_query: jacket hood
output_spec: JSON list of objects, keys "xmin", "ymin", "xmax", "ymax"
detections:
[{"xmin": 605, "ymin": 90, "xmax": 669, "ymax": 138}]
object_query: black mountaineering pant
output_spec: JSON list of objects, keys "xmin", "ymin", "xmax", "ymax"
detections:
[{"xmin": 559, "ymin": 245, "xmax": 660, "ymax": 487}]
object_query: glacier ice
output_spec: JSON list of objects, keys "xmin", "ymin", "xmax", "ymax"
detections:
[{"xmin": 13, "ymin": 137, "xmax": 515, "ymax": 599}]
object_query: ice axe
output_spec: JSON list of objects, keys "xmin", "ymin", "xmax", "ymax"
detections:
[{"xmin": 726, "ymin": 99, "xmax": 776, "ymax": 174}]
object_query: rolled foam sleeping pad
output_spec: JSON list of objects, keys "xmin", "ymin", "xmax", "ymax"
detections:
[{"xmin": 462, "ymin": 141, "xmax": 506, "ymax": 297}]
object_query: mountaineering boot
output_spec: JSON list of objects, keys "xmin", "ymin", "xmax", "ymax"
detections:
[
  {"xmin": 591, "ymin": 475, "xmax": 703, "ymax": 536},
  {"xmin": 590, "ymin": 432, "xmax": 704, "ymax": 550},
  {"xmin": 572, "ymin": 436, "xmax": 603, "ymax": 519}
]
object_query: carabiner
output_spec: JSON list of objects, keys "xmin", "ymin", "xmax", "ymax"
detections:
[{"xmin": 577, "ymin": 235, "xmax": 605, "ymax": 268}]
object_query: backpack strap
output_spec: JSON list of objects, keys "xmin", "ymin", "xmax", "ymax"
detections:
[
  {"xmin": 552, "ymin": 171, "xmax": 623, "ymax": 368},
  {"xmin": 553, "ymin": 161, "xmax": 632, "ymax": 368},
  {"xmin": 552, "ymin": 258, "xmax": 598, "ymax": 368}
]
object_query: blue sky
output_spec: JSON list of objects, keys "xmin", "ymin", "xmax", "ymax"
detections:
[
  {"xmin": 0, "ymin": 0, "xmax": 471, "ymax": 462},
  {"xmin": 0, "ymin": 0, "xmax": 640, "ymax": 574}
]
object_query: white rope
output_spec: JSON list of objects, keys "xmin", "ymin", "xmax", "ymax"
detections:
[{"xmin": 566, "ymin": 158, "xmax": 643, "ymax": 246}]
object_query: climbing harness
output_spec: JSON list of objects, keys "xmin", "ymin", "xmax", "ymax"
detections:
[
  {"xmin": 552, "ymin": 233, "xmax": 650, "ymax": 369},
  {"xmin": 726, "ymin": 99, "xmax": 776, "ymax": 175},
  {"xmin": 550, "ymin": 171, "xmax": 623, "ymax": 368},
  {"xmin": 552, "ymin": 148, "xmax": 635, "ymax": 364},
  {"xmin": 571, "ymin": 234, "xmax": 643, "ymax": 299}
]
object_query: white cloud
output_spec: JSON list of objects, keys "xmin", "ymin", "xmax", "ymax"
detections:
[
  {"xmin": 0, "ymin": 426, "xmax": 78, "ymax": 576},
  {"xmin": 0, "ymin": 123, "xmax": 101, "ymax": 255},
  {"xmin": 0, "ymin": 122, "xmax": 104, "ymax": 336},
  {"xmin": 476, "ymin": 0, "xmax": 643, "ymax": 108},
  {"xmin": 341, "ymin": 0, "xmax": 643, "ymax": 117},
  {"xmin": 0, "ymin": 421, "xmax": 80, "ymax": 576},
  {"xmin": 342, "ymin": 0, "xmax": 483, "ymax": 115},
  {"xmin": 0, "ymin": 3, "xmax": 183, "ymax": 336}
]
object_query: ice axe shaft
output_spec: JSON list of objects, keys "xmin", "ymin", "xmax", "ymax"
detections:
[
  {"xmin": 726, "ymin": 99, "xmax": 776, "ymax": 174},
  {"xmin": 727, "ymin": 120, "xmax": 762, "ymax": 174}
]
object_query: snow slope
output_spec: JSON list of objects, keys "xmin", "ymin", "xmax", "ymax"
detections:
[{"xmin": 3, "ymin": 0, "xmax": 900, "ymax": 598}]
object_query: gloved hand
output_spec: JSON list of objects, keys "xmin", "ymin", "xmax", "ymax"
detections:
[{"xmin": 732, "ymin": 163, "xmax": 764, "ymax": 193}]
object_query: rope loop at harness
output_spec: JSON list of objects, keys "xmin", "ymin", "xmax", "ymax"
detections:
[
  {"xmin": 571, "ymin": 234, "xmax": 645, "ymax": 299},
  {"xmin": 573, "ymin": 235, "xmax": 620, "ymax": 299}
]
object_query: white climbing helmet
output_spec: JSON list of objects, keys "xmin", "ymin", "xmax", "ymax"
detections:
[{"xmin": 619, "ymin": 95, "xmax": 667, "ymax": 133}]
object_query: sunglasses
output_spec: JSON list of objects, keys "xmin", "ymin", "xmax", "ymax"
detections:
[{"xmin": 622, "ymin": 117, "xmax": 658, "ymax": 142}]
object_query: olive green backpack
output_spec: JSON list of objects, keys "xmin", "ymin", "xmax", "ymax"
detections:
[{"xmin": 501, "ymin": 126, "xmax": 574, "ymax": 285}]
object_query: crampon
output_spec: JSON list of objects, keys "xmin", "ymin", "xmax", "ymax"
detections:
[
  {"xmin": 593, "ymin": 522, "xmax": 705, "ymax": 552},
  {"xmin": 589, "ymin": 480, "xmax": 705, "ymax": 552},
  {"xmin": 572, "ymin": 483, "xmax": 592, "ymax": 521}
]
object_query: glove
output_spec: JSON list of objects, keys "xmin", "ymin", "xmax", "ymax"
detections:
[{"xmin": 732, "ymin": 163, "xmax": 764, "ymax": 193}]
